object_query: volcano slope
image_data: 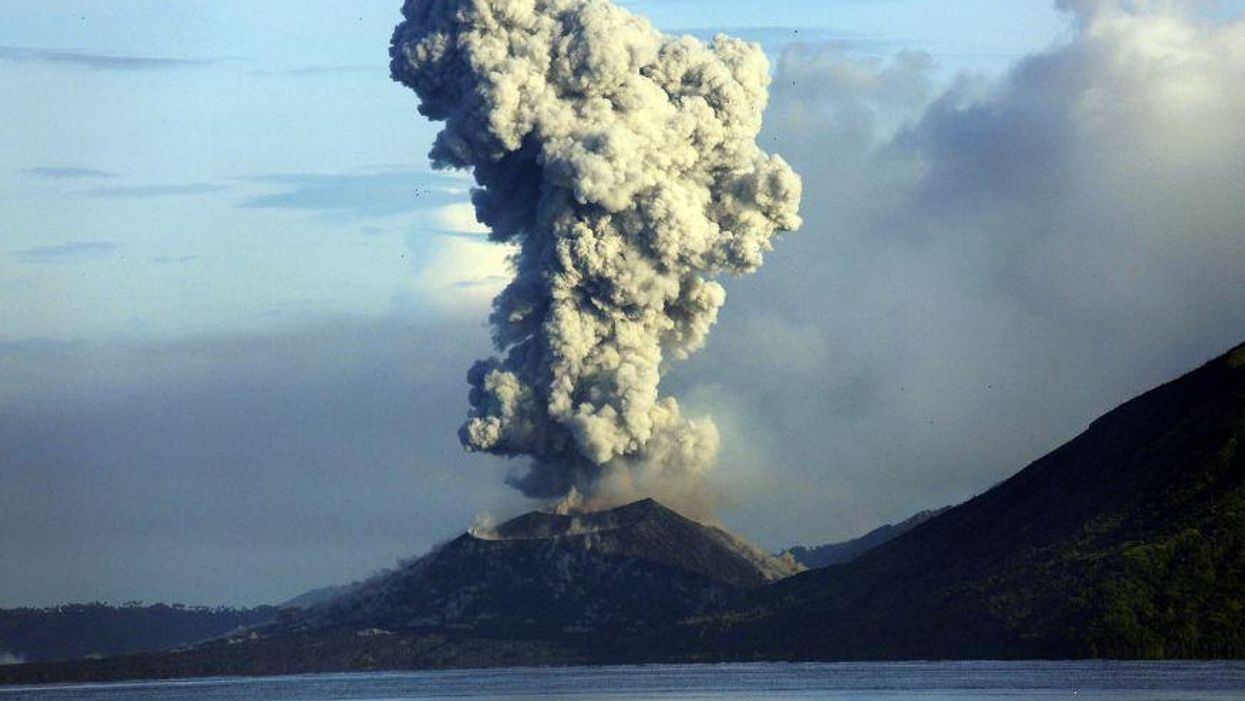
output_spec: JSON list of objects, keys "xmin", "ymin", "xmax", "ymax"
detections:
[
  {"xmin": 672, "ymin": 341, "xmax": 1245, "ymax": 661},
  {"xmin": 277, "ymin": 498, "xmax": 799, "ymax": 639},
  {"xmin": 0, "ymin": 499, "xmax": 798, "ymax": 683}
]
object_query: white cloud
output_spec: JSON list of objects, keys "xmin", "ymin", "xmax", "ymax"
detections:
[
  {"xmin": 433, "ymin": 202, "xmax": 490, "ymax": 234},
  {"xmin": 694, "ymin": 0, "xmax": 1245, "ymax": 544},
  {"xmin": 412, "ymin": 235, "xmax": 513, "ymax": 310}
]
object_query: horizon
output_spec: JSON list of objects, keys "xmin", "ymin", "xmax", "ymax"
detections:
[{"xmin": 3, "ymin": 0, "xmax": 1245, "ymax": 608}]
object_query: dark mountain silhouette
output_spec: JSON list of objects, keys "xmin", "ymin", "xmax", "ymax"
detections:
[
  {"xmin": 786, "ymin": 506, "xmax": 951, "ymax": 569},
  {"xmin": 679, "ymin": 340, "xmax": 1245, "ymax": 660}
]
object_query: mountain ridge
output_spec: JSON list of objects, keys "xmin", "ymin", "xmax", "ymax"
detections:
[
  {"xmin": 672, "ymin": 339, "xmax": 1245, "ymax": 660},
  {"xmin": 785, "ymin": 506, "xmax": 952, "ymax": 569}
]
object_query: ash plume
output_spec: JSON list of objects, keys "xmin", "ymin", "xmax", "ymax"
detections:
[{"xmin": 390, "ymin": 0, "xmax": 802, "ymax": 515}]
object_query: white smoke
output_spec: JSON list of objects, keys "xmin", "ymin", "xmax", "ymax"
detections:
[
  {"xmin": 0, "ymin": 650, "xmax": 24, "ymax": 666},
  {"xmin": 391, "ymin": 0, "xmax": 802, "ymax": 516},
  {"xmin": 677, "ymin": 0, "xmax": 1245, "ymax": 543},
  {"xmin": 468, "ymin": 510, "xmax": 500, "ymax": 539}
]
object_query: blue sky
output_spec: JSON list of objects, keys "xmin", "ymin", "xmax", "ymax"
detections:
[
  {"xmin": 3, "ymin": 0, "xmax": 1245, "ymax": 607},
  {"xmin": 1, "ymin": 0, "xmax": 1070, "ymax": 342}
]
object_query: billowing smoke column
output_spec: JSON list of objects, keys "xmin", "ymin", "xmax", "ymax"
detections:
[{"xmin": 391, "ymin": 0, "xmax": 802, "ymax": 515}]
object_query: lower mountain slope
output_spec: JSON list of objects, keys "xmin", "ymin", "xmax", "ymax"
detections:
[{"xmin": 681, "ymin": 341, "xmax": 1245, "ymax": 660}]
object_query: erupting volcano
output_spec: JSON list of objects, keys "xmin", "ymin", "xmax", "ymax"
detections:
[{"xmin": 390, "ymin": 0, "xmax": 803, "ymax": 516}]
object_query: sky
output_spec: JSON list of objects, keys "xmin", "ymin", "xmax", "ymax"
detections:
[{"xmin": 1, "ymin": 0, "xmax": 1244, "ymax": 607}]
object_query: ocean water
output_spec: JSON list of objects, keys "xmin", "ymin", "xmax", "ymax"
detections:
[{"xmin": 5, "ymin": 661, "xmax": 1245, "ymax": 701}]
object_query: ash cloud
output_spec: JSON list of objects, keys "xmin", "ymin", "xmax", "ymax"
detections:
[
  {"xmin": 390, "ymin": 0, "xmax": 802, "ymax": 516},
  {"xmin": 0, "ymin": 318, "xmax": 518, "ymax": 607},
  {"xmin": 682, "ymin": 0, "xmax": 1245, "ymax": 544},
  {"xmin": 7, "ymin": 0, "xmax": 1244, "ymax": 608}
]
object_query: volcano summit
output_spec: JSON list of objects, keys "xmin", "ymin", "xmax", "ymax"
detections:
[{"xmin": 278, "ymin": 499, "xmax": 801, "ymax": 639}]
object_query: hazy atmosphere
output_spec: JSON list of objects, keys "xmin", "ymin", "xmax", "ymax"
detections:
[{"xmin": 3, "ymin": 0, "xmax": 1245, "ymax": 608}]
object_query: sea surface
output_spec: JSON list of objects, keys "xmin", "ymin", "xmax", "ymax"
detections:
[{"xmin": 5, "ymin": 661, "xmax": 1245, "ymax": 700}]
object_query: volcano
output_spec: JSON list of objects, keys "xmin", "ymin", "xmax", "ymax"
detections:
[
  {"xmin": 0, "ymin": 499, "xmax": 800, "ymax": 683},
  {"xmin": 277, "ymin": 498, "xmax": 800, "ymax": 639}
]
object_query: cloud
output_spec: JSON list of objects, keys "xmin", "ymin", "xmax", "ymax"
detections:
[
  {"xmin": 284, "ymin": 64, "xmax": 382, "ymax": 76},
  {"xmin": 0, "ymin": 46, "xmax": 216, "ymax": 71},
  {"xmin": 391, "ymin": 0, "xmax": 801, "ymax": 516},
  {"xmin": 152, "ymin": 255, "xmax": 199, "ymax": 265},
  {"xmin": 0, "ymin": 317, "xmax": 521, "ymax": 607},
  {"xmin": 672, "ymin": 0, "xmax": 1245, "ymax": 546},
  {"xmin": 87, "ymin": 183, "xmax": 227, "ymax": 198},
  {"xmin": 239, "ymin": 171, "xmax": 462, "ymax": 220},
  {"xmin": 4, "ymin": 0, "xmax": 1244, "ymax": 609},
  {"xmin": 23, "ymin": 166, "xmax": 116, "ymax": 179},
  {"xmin": 10, "ymin": 241, "xmax": 118, "ymax": 263},
  {"xmin": 432, "ymin": 203, "xmax": 490, "ymax": 235},
  {"xmin": 674, "ymin": 26, "xmax": 903, "ymax": 57},
  {"xmin": 412, "ymin": 235, "xmax": 513, "ymax": 309},
  {"xmin": 405, "ymin": 202, "xmax": 511, "ymax": 313}
]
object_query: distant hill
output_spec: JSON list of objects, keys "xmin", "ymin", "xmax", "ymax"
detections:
[
  {"xmin": 0, "ymin": 603, "xmax": 276, "ymax": 664},
  {"xmin": 786, "ymin": 506, "xmax": 951, "ymax": 569},
  {"xmin": 683, "ymin": 340, "xmax": 1245, "ymax": 660}
]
